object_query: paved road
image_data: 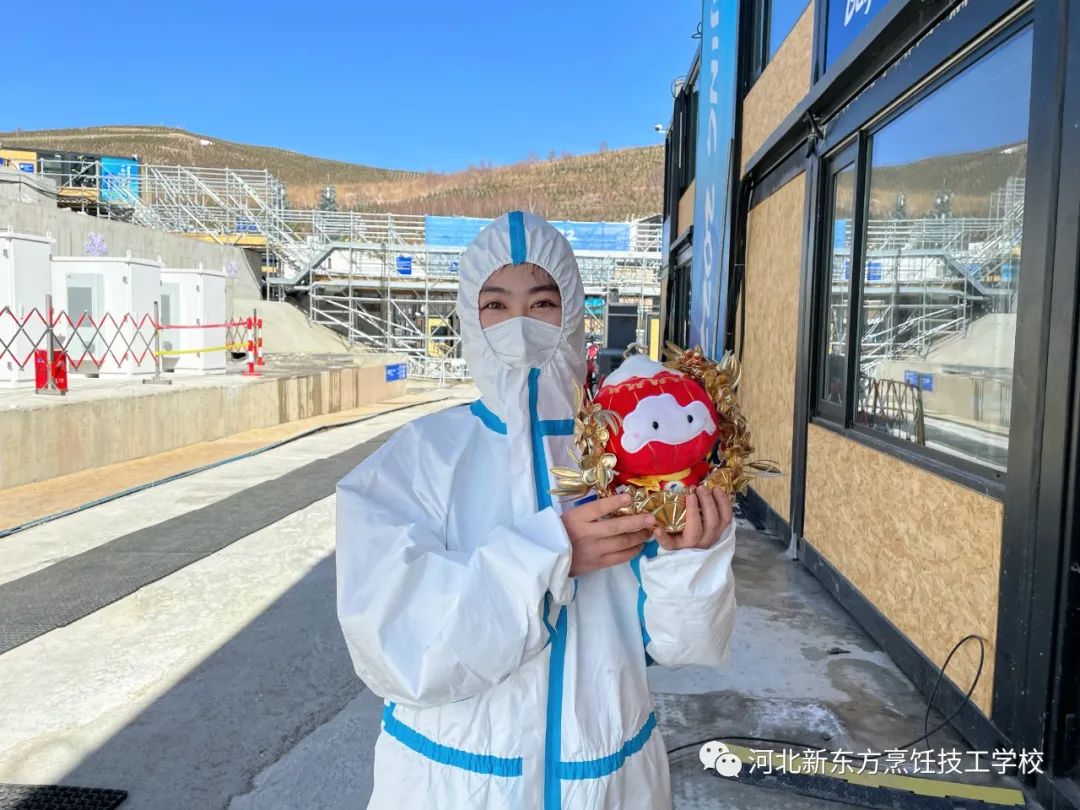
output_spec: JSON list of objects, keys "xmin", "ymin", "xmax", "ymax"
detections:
[{"xmin": 0, "ymin": 387, "xmax": 1021, "ymax": 809}]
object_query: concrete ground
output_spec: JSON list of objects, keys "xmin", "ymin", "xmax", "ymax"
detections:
[{"xmin": 0, "ymin": 390, "xmax": 1039, "ymax": 809}]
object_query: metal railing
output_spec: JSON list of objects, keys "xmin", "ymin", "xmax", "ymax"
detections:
[{"xmin": 855, "ymin": 374, "xmax": 926, "ymax": 445}]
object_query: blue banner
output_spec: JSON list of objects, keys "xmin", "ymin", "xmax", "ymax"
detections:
[
  {"xmin": 385, "ymin": 362, "xmax": 408, "ymax": 382},
  {"xmin": 100, "ymin": 157, "xmax": 140, "ymax": 203},
  {"xmin": 690, "ymin": 0, "xmax": 740, "ymax": 357},
  {"xmin": 825, "ymin": 0, "xmax": 893, "ymax": 69},
  {"xmin": 548, "ymin": 220, "xmax": 631, "ymax": 251},
  {"xmin": 424, "ymin": 216, "xmax": 631, "ymax": 251},
  {"xmin": 425, "ymin": 216, "xmax": 489, "ymax": 247}
]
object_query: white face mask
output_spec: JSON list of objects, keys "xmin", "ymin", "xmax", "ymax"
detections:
[{"xmin": 483, "ymin": 316, "xmax": 563, "ymax": 368}]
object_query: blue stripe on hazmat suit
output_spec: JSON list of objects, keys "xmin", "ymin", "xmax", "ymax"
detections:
[{"xmin": 336, "ymin": 211, "xmax": 738, "ymax": 809}]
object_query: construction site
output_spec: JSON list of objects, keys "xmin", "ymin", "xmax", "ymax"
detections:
[
  {"xmin": 3, "ymin": 0, "xmax": 1078, "ymax": 804},
  {"xmin": 1, "ymin": 153, "xmax": 662, "ymax": 381}
]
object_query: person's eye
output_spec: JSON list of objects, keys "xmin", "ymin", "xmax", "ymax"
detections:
[
  {"xmin": 481, "ymin": 300, "xmax": 505, "ymax": 310},
  {"xmin": 532, "ymin": 299, "xmax": 559, "ymax": 308}
]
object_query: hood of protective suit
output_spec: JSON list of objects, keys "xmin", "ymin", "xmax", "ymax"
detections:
[{"xmin": 457, "ymin": 212, "xmax": 585, "ymax": 515}]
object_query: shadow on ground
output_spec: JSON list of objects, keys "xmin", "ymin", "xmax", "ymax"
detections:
[{"xmin": 48, "ymin": 519, "xmax": 1036, "ymax": 809}]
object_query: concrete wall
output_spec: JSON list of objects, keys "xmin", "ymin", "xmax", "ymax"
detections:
[
  {"xmin": 0, "ymin": 196, "xmax": 263, "ymax": 306},
  {"xmin": 878, "ymin": 359, "xmax": 1012, "ymax": 428},
  {"xmin": 0, "ymin": 363, "xmax": 407, "ymax": 489}
]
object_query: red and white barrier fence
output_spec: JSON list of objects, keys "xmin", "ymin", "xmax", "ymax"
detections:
[{"xmin": 0, "ymin": 295, "xmax": 262, "ymax": 395}]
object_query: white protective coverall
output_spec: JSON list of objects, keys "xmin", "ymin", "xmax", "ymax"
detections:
[{"xmin": 336, "ymin": 211, "xmax": 737, "ymax": 809}]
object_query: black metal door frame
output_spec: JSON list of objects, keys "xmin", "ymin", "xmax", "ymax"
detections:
[{"xmin": 995, "ymin": 0, "xmax": 1080, "ymax": 804}]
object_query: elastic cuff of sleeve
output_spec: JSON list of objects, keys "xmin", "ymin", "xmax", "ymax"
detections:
[{"xmin": 655, "ymin": 520, "xmax": 736, "ymax": 557}]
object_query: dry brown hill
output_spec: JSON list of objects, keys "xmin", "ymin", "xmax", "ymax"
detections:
[{"xmin": 0, "ymin": 126, "xmax": 663, "ymax": 220}]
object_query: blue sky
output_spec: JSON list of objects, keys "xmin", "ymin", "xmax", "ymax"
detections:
[
  {"xmin": 1, "ymin": 1, "xmax": 702, "ymax": 173},
  {"xmin": 872, "ymin": 27, "xmax": 1032, "ymax": 167}
]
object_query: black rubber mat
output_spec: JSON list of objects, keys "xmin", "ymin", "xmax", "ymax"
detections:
[
  {"xmin": 0, "ymin": 430, "xmax": 394, "ymax": 655},
  {"xmin": 0, "ymin": 784, "xmax": 126, "ymax": 810}
]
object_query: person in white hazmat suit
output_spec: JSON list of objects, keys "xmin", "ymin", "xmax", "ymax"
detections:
[{"xmin": 336, "ymin": 211, "xmax": 737, "ymax": 809}]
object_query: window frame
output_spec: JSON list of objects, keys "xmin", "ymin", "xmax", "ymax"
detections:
[
  {"xmin": 811, "ymin": 140, "xmax": 861, "ymax": 425},
  {"xmin": 808, "ymin": 11, "xmax": 1035, "ymax": 496},
  {"xmin": 749, "ymin": 0, "xmax": 809, "ymax": 84}
]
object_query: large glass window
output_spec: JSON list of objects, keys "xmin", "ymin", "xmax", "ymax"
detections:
[
  {"xmin": 852, "ymin": 28, "xmax": 1033, "ymax": 472},
  {"xmin": 753, "ymin": 0, "xmax": 809, "ymax": 77}
]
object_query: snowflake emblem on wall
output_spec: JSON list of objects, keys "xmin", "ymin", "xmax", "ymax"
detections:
[
  {"xmin": 84, "ymin": 232, "xmax": 108, "ymax": 256},
  {"xmin": 225, "ymin": 260, "xmax": 239, "ymax": 278}
]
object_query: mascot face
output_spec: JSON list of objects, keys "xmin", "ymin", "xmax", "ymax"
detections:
[{"xmin": 595, "ymin": 356, "xmax": 720, "ymax": 484}]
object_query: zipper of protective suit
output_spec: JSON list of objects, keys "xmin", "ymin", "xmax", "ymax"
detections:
[{"xmin": 528, "ymin": 367, "xmax": 568, "ymax": 810}]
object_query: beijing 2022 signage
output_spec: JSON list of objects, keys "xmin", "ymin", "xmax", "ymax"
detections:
[
  {"xmin": 826, "ymin": 0, "xmax": 893, "ymax": 69},
  {"xmin": 690, "ymin": 0, "xmax": 739, "ymax": 357}
]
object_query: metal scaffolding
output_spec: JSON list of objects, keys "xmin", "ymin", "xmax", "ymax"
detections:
[
  {"xmin": 829, "ymin": 177, "xmax": 1025, "ymax": 373},
  {"xmin": 306, "ymin": 239, "xmax": 662, "ymax": 380}
]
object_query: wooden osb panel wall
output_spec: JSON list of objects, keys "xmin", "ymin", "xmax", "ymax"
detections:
[
  {"xmin": 677, "ymin": 180, "xmax": 696, "ymax": 236},
  {"xmin": 741, "ymin": 2, "xmax": 815, "ymax": 173},
  {"xmin": 803, "ymin": 424, "xmax": 1003, "ymax": 715},
  {"xmin": 740, "ymin": 173, "xmax": 805, "ymax": 521}
]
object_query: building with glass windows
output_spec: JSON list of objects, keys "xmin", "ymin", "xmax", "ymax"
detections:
[{"xmin": 661, "ymin": 1, "xmax": 1079, "ymax": 805}]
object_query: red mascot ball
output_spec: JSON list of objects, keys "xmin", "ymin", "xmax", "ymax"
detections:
[{"xmin": 594, "ymin": 355, "xmax": 720, "ymax": 491}]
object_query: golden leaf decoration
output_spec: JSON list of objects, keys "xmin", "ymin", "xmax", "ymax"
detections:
[{"xmin": 550, "ymin": 348, "xmax": 784, "ymax": 530}]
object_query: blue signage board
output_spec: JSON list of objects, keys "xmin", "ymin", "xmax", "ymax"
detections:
[
  {"xmin": 826, "ymin": 0, "xmax": 893, "ymax": 70},
  {"xmin": 423, "ymin": 216, "xmax": 631, "ymax": 251},
  {"xmin": 833, "ymin": 219, "xmax": 848, "ymax": 251},
  {"xmin": 100, "ymin": 156, "xmax": 140, "ymax": 202},
  {"xmin": 904, "ymin": 370, "xmax": 934, "ymax": 391},
  {"xmin": 689, "ymin": 0, "xmax": 740, "ymax": 357},
  {"xmin": 235, "ymin": 219, "xmax": 259, "ymax": 233},
  {"xmin": 385, "ymin": 362, "xmax": 408, "ymax": 382},
  {"xmin": 395, "ymin": 255, "xmax": 413, "ymax": 275},
  {"xmin": 867, "ymin": 260, "xmax": 882, "ymax": 282},
  {"xmin": 18, "ymin": 162, "xmax": 34, "ymax": 173}
]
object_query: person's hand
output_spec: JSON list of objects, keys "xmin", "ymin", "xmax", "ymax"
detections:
[
  {"xmin": 561, "ymin": 493, "xmax": 655, "ymax": 576},
  {"xmin": 652, "ymin": 487, "xmax": 732, "ymax": 551}
]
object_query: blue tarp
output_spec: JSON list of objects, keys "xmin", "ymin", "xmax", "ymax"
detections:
[{"xmin": 424, "ymin": 216, "xmax": 631, "ymax": 251}]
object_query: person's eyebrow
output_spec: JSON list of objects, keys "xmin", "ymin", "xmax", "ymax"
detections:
[
  {"xmin": 529, "ymin": 283, "xmax": 561, "ymax": 295},
  {"xmin": 479, "ymin": 285, "xmax": 510, "ymax": 295}
]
